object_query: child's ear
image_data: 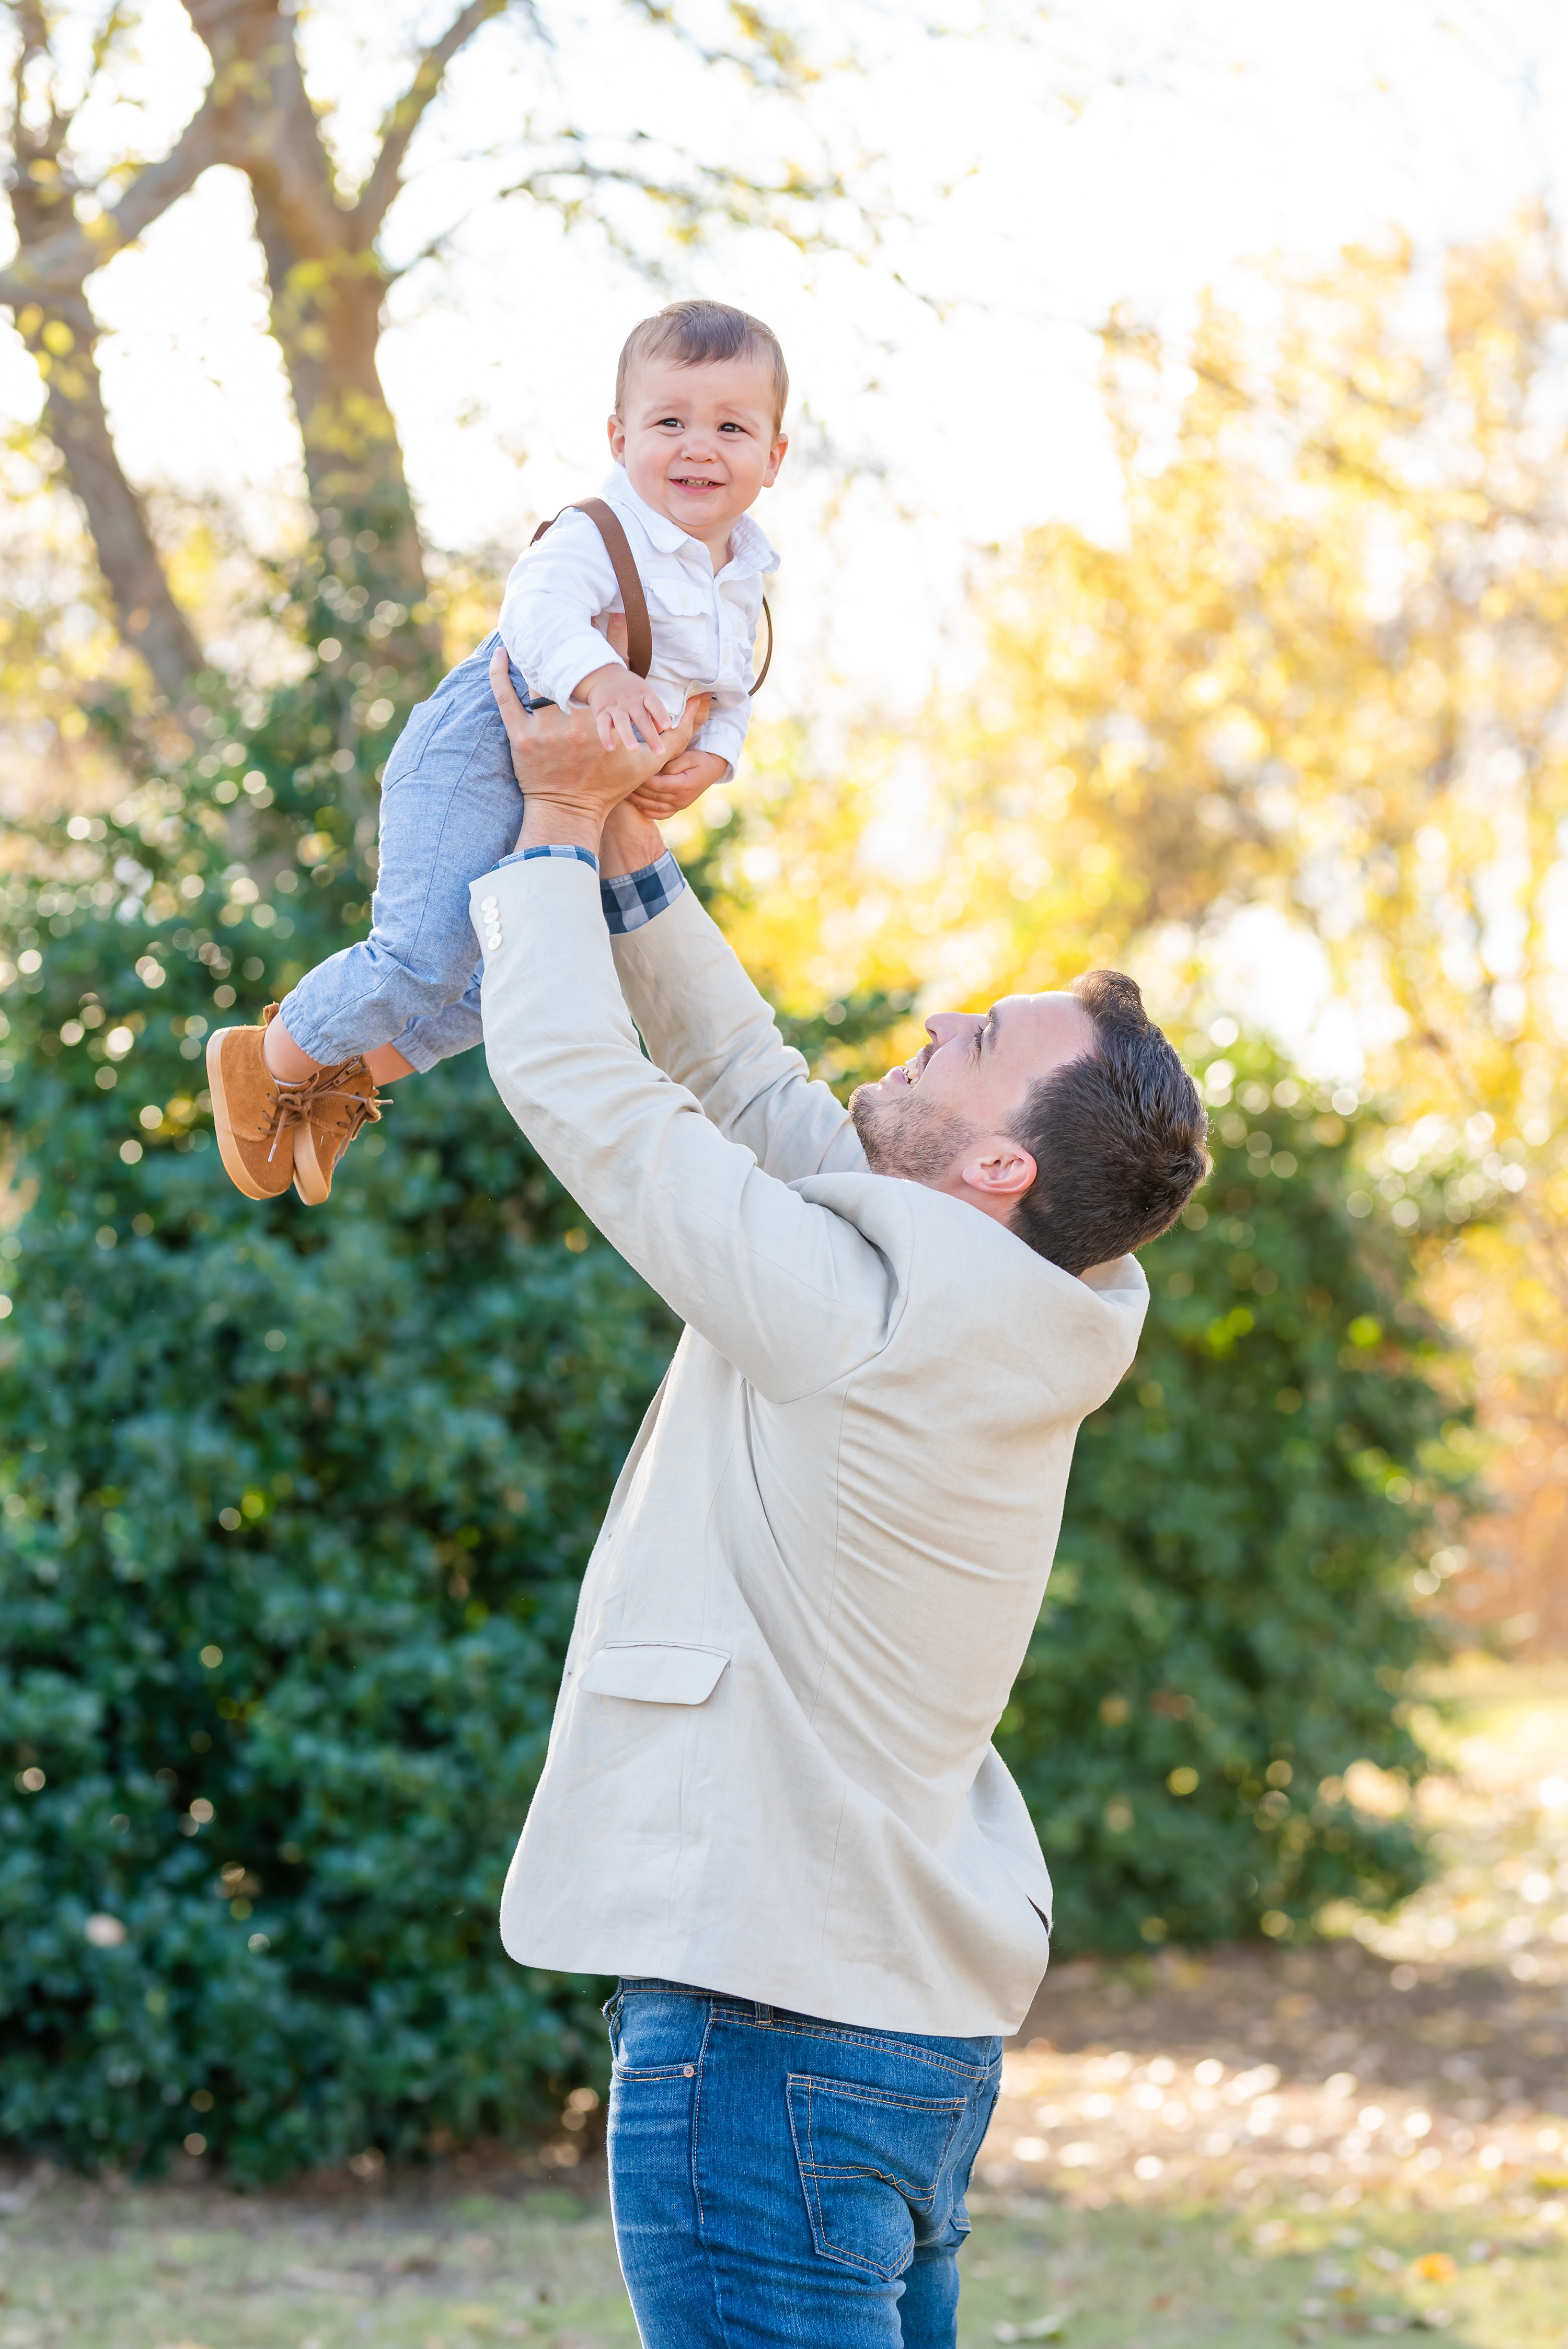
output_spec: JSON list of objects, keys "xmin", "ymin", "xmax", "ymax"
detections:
[
  {"xmin": 608, "ymin": 413, "xmax": 627, "ymax": 464},
  {"xmin": 763, "ymin": 432, "xmax": 788, "ymax": 488}
]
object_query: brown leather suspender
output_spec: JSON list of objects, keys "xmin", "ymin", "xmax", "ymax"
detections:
[
  {"xmin": 751, "ymin": 594, "xmax": 773, "ymax": 695},
  {"xmin": 532, "ymin": 498, "xmax": 773, "ymax": 696}
]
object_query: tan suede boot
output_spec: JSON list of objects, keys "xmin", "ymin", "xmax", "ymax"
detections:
[
  {"xmin": 206, "ymin": 1006, "xmax": 309, "ymax": 1200},
  {"xmin": 291, "ymin": 1059, "xmax": 388, "ymax": 1205}
]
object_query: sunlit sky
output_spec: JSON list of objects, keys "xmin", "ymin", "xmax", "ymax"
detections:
[{"xmin": 5, "ymin": 1, "xmax": 1568, "ymax": 1049}]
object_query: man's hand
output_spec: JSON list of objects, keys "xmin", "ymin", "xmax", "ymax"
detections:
[
  {"xmin": 489, "ymin": 644, "xmax": 708, "ymax": 857},
  {"xmin": 628, "ymin": 748, "xmax": 730, "ymax": 821}
]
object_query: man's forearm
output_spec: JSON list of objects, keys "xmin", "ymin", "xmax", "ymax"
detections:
[
  {"xmin": 516, "ymin": 793, "xmax": 607, "ymax": 860},
  {"xmin": 601, "ymin": 803, "xmax": 667, "ymax": 877}
]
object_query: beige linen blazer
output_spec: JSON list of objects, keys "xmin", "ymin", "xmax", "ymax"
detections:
[{"xmin": 472, "ymin": 856, "xmax": 1149, "ymax": 2035}]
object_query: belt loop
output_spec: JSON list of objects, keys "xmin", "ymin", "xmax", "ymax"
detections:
[{"xmin": 754, "ymin": 2001, "xmax": 771, "ymax": 2023}]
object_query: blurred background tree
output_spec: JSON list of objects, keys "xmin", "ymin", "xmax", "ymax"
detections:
[
  {"xmin": 1, "ymin": 0, "xmax": 838, "ymax": 700},
  {"xmin": 709, "ymin": 210, "xmax": 1568, "ymax": 1637}
]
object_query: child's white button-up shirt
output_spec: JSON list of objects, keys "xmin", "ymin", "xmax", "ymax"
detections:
[{"xmin": 498, "ymin": 466, "xmax": 778, "ymax": 780}]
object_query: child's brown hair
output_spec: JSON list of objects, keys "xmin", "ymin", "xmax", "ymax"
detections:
[{"xmin": 616, "ymin": 300, "xmax": 788, "ymax": 431}]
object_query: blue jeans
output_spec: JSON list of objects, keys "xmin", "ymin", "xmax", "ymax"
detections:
[
  {"xmin": 279, "ymin": 634, "xmax": 532, "ymax": 1074},
  {"xmin": 604, "ymin": 1978, "xmax": 1001, "ymax": 2348}
]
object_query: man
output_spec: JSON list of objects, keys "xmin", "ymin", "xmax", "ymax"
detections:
[{"xmin": 475, "ymin": 652, "xmax": 1208, "ymax": 2348}]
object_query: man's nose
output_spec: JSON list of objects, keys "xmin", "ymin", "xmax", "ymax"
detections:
[{"xmin": 926, "ymin": 1013, "xmax": 979, "ymax": 1044}]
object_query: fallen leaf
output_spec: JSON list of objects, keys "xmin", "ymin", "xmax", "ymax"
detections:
[{"xmin": 283, "ymin": 2267, "xmax": 374, "ymax": 2296}]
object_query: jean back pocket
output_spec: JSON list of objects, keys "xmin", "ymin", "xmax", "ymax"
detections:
[{"xmin": 786, "ymin": 2071, "xmax": 965, "ymax": 2280}]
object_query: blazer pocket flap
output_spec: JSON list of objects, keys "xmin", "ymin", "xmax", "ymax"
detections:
[{"xmin": 578, "ymin": 1642, "xmax": 730, "ymax": 1705}]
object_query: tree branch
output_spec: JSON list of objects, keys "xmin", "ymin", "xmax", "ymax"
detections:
[
  {"xmin": 384, "ymin": 141, "xmax": 855, "ymax": 286},
  {"xmin": 0, "ymin": 90, "xmax": 225, "ymax": 304},
  {"xmin": 181, "ymin": 0, "xmax": 374, "ymax": 265},
  {"xmin": 620, "ymin": 0, "xmax": 818, "ymax": 91},
  {"xmin": 354, "ymin": 0, "xmax": 511, "ymax": 237}
]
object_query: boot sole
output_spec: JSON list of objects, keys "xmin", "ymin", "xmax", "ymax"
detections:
[
  {"xmin": 292, "ymin": 1119, "xmax": 333, "ymax": 1206},
  {"xmin": 205, "ymin": 1029, "xmax": 292, "ymax": 1201}
]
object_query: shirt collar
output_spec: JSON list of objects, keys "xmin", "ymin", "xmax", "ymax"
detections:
[
  {"xmin": 599, "ymin": 465, "xmax": 779, "ymax": 578},
  {"xmin": 599, "ymin": 465, "xmax": 690, "ymax": 555}
]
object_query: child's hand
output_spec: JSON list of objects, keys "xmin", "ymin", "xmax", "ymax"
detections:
[
  {"xmin": 577, "ymin": 662, "xmax": 672, "ymax": 755},
  {"xmin": 628, "ymin": 749, "xmax": 730, "ymax": 820}
]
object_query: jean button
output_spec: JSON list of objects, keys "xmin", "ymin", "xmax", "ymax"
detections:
[{"xmin": 683, "ymin": 2065, "xmax": 695, "ymax": 2078}]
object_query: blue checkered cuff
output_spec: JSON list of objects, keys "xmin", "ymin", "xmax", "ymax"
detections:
[
  {"xmin": 495, "ymin": 843, "xmax": 601, "ymax": 874},
  {"xmin": 601, "ymin": 850, "xmax": 687, "ymax": 935}
]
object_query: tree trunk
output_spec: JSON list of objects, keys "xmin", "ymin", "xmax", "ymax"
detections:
[
  {"xmin": 4, "ymin": 40, "xmax": 204, "ymax": 705},
  {"xmin": 18, "ymin": 292, "xmax": 204, "ymax": 703},
  {"xmin": 249, "ymin": 188, "xmax": 430, "ymax": 611},
  {"xmin": 184, "ymin": 0, "xmax": 438, "ymax": 670}
]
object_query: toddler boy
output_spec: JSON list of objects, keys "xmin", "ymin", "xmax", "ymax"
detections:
[{"xmin": 206, "ymin": 298, "xmax": 787, "ymax": 1203}]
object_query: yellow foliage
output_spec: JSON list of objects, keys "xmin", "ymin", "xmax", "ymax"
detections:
[{"xmin": 705, "ymin": 213, "xmax": 1568, "ymax": 1588}]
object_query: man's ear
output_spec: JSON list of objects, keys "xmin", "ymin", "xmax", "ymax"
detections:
[{"xmin": 959, "ymin": 1139, "xmax": 1036, "ymax": 1201}]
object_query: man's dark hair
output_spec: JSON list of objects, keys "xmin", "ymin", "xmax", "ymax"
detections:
[
  {"xmin": 1008, "ymin": 971, "xmax": 1209, "ymax": 1275},
  {"xmin": 616, "ymin": 300, "xmax": 789, "ymax": 431}
]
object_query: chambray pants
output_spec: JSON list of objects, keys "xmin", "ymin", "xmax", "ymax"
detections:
[
  {"xmin": 604, "ymin": 1978, "xmax": 1001, "ymax": 2348},
  {"xmin": 278, "ymin": 634, "xmax": 534, "ymax": 1075}
]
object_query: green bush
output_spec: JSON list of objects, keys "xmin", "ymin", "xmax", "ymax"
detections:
[
  {"xmin": 1, "ymin": 665, "xmax": 1468, "ymax": 2178},
  {"xmin": 0, "ymin": 664, "xmax": 677, "ymax": 2182},
  {"xmin": 997, "ymin": 1051, "xmax": 1470, "ymax": 1954}
]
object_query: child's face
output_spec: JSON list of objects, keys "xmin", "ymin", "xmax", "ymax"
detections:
[{"xmin": 609, "ymin": 353, "xmax": 787, "ymax": 547}]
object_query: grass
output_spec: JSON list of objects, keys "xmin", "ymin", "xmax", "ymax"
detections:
[
  {"xmin": 3, "ymin": 2180, "xmax": 1565, "ymax": 2346},
  {"xmin": 960, "ymin": 2197, "xmax": 1568, "ymax": 2345},
  {"xmin": 0, "ymin": 2186, "xmax": 637, "ymax": 2347}
]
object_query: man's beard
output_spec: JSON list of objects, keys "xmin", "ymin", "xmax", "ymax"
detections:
[{"xmin": 850, "ymin": 1082, "xmax": 978, "ymax": 1185}]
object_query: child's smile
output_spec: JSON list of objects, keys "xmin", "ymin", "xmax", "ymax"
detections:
[{"xmin": 611, "ymin": 352, "xmax": 787, "ymax": 563}]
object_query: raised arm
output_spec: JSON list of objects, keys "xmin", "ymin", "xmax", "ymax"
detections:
[
  {"xmin": 473, "ymin": 854, "xmax": 897, "ymax": 1402},
  {"xmin": 609, "ymin": 881, "xmax": 866, "ymax": 1184}
]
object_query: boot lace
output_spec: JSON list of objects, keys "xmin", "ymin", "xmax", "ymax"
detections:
[{"xmin": 264, "ymin": 1064, "xmax": 388, "ymax": 1163}]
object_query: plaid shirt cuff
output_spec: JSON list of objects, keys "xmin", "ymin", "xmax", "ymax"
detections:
[
  {"xmin": 494, "ymin": 843, "xmax": 601, "ymax": 874},
  {"xmin": 600, "ymin": 849, "xmax": 687, "ymax": 935}
]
